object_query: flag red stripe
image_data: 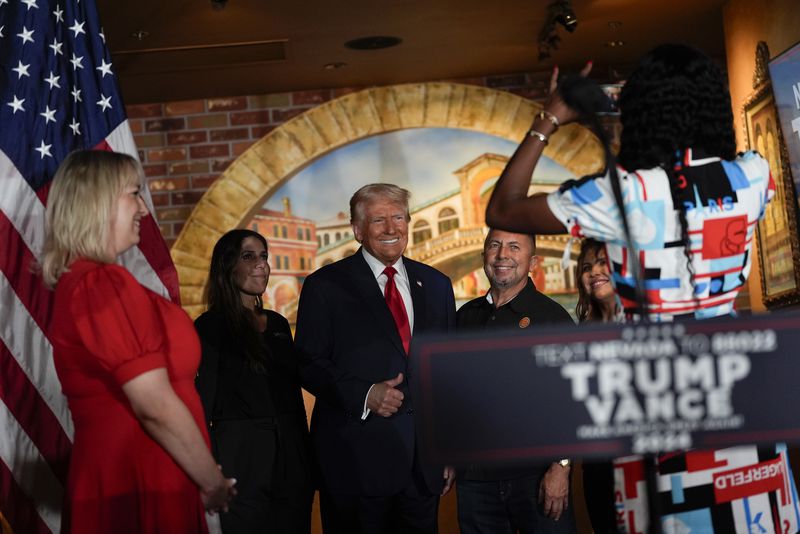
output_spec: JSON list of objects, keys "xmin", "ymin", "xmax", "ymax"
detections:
[
  {"xmin": 35, "ymin": 181, "xmax": 51, "ymax": 206},
  {"xmin": 0, "ymin": 460, "xmax": 53, "ymax": 534},
  {"xmin": 137, "ymin": 217, "xmax": 180, "ymax": 304},
  {"xmin": 0, "ymin": 341, "xmax": 71, "ymax": 485},
  {"xmin": 0, "ymin": 214, "xmax": 54, "ymax": 333}
]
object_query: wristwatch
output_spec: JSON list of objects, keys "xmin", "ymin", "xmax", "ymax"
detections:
[{"xmin": 557, "ymin": 458, "xmax": 571, "ymax": 468}]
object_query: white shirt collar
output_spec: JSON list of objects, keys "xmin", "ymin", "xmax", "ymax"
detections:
[{"xmin": 361, "ymin": 248, "xmax": 407, "ymax": 280}]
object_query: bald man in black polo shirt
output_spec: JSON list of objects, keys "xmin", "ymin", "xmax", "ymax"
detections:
[{"xmin": 456, "ymin": 228, "xmax": 576, "ymax": 534}]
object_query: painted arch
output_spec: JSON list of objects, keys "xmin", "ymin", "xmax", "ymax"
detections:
[{"xmin": 171, "ymin": 82, "xmax": 605, "ymax": 317}]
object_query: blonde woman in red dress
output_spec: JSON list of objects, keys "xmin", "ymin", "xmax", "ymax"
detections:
[{"xmin": 43, "ymin": 150, "xmax": 236, "ymax": 533}]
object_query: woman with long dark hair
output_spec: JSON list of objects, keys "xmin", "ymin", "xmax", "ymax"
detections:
[
  {"xmin": 575, "ymin": 238, "xmax": 618, "ymax": 534},
  {"xmin": 486, "ymin": 44, "xmax": 799, "ymax": 533},
  {"xmin": 195, "ymin": 229, "xmax": 313, "ymax": 533},
  {"xmin": 575, "ymin": 238, "xmax": 618, "ymax": 324}
]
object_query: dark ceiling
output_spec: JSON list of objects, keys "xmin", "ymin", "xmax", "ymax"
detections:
[{"xmin": 96, "ymin": 0, "xmax": 728, "ymax": 104}]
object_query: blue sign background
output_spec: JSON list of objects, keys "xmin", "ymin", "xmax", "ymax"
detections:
[{"xmin": 769, "ymin": 41, "xmax": 800, "ymax": 207}]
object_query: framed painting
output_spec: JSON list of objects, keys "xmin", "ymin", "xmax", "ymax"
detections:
[{"xmin": 743, "ymin": 72, "xmax": 800, "ymax": 308}]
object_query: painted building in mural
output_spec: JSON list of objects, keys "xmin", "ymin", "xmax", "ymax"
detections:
[
  {"xmin": 247, "ymin": 146, "xmax": 580, "ymax": 323},
  {"xmin": 249, "ymin": 198, "xmax": 317, "ymax": 318}
]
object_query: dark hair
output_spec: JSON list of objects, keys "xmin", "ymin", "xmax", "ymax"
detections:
[
  {"xmin": 205, "ymin": 229, "xmax": 271, "ymax": 372},
  {"xmin": 575, "ymin": 238, "xmax": 607, "ymax": 323},
  {"xmin": 617, "ymin": 43, "xmax": 736, "ymax": 169},
  {"xmin": 485, "ymin": 228, "xmax": 537, "ymax": 254},
  {"xmin": 616, "ymin": 44, "xmax": 736, "ymax": 300}
]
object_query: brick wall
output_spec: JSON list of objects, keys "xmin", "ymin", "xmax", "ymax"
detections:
[{"xmin": 126, "ymin": 73, "xmax": 552, "ymax": 248}]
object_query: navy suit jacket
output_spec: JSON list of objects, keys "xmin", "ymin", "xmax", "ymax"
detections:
[{"xmin": 295, "ymin": 249, "xmax": 456, "ymax": 496}]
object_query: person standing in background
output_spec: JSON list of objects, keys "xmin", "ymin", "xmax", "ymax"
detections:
[
  {"xmin": 575, "ymin": 238, "xmax": 618, "ymax": 534},
  {"xmin": 195, "ymin": 229, "xmax": 314, "ymax": 533},
  {"xmin": 456, "ymin": 228, "xmax": 576, "ymax": 534},
  {"xmin": 575, "ymin": 238, "xmax": 619, "ymax": 324}
]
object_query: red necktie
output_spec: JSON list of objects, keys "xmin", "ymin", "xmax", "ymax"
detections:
[{"xmin": 383, "ymin": 266, "xmax": 411, "ymax": 354}]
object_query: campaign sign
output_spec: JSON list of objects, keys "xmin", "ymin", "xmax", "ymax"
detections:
[{"xmin": 409, "ymin": 312, "xmax": 800, "ymax": 467}]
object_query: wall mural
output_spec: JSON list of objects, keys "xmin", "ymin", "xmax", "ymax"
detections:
[
  {"xmin": 171, "ymin": 83, "xmax": 607, "ymax": 321},
  {"xmin": 243, "ymin": 127, "xmax": 580, "ymax": 324}
]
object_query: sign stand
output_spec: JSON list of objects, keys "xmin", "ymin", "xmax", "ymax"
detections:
[{"xmin": 643, "ymin": 457, "xmax": 661, "ymax": 534}]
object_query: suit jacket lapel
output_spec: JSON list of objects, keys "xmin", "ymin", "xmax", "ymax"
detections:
[
  {"xmin": 406, "ymin": 259, "xmax": 427, "ymax": 334},
  {"xmin": 349, "ymin": 250, "xmax": 407, "ymax": 356}
]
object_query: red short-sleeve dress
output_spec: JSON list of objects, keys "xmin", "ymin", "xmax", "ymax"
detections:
[{"xmin": 50, "ymin": 259, "xmax": 210, "ymax": 533}]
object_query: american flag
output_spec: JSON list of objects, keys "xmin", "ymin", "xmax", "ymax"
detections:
[{"xmin": 0, "ymin": 1, "xmax": 179, "ymax": 532}]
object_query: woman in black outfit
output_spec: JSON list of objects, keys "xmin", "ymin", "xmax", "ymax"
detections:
[{"xmin": 195, "ymin": 229, "xmax": 313, "ymax": 533}]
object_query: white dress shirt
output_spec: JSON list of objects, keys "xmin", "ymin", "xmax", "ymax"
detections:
[{"xmin": 361, "ymin": 248, "xmax": 414, "ymax": 419}]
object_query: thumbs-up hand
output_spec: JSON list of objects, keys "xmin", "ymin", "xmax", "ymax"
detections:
[{"xmin": 367, "ymin": 372, "xmax": 405, "ymax": 417}]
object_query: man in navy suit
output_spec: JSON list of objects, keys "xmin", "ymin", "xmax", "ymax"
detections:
[{"xmin": 295, "ymin": 183, "xmax": 456, "ymax": 533}]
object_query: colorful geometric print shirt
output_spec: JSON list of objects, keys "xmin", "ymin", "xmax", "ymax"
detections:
[
  {"xmin": 547, "ymin": 149, "xmax": 775, "ymax": 321},
  {"xmin": 613, "ymin": 445, "xmax": 800, "ymax": 534},
  {"xmin": 548, "ymin": 149, "xmax": 798, "ymax": 533}
]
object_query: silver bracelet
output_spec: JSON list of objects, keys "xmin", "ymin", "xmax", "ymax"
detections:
[
  {"xmin": 537, "ymin": 109, "xmax": 560, "ymax": 128},
  {"xmin": 528, "ymin": 129, "xmax": 548, "ymax": 144}
]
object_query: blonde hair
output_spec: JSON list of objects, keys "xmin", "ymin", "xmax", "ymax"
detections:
[{"xmin": 41, "ymin": 150, "xmax": 143, "ymax": 288}]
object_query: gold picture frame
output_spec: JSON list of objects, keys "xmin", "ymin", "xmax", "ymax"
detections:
[{"xmin": 743, "ymin": 77, "xmax": 800, "ymax": 308}]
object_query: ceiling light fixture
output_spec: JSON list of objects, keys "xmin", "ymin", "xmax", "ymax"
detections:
[
  {"xmin": 538, "ymin": 0, "xmax": 578, "ymax": 61},
  {"xmin": 131, "ymin": 30, "xmax": 149, "ymax": 41},
  {"xmin": 554, "ymin": 2, "xmax": 578, "ymax": 33}
]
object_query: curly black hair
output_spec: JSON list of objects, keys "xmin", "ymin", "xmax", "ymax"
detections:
[{"xmin": 617, "ymin": 43, "xmax": 736, "ymax": 170}]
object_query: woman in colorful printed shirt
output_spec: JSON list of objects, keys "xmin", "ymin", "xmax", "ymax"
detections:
[{"xmin": 486, "ymin": 44, "xmax": 799, "ymax": 534}]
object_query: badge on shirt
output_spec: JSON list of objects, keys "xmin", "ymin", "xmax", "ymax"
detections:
[{"xmin": 518, "ymin": 317, "xmax": 531, "ymax": 328}]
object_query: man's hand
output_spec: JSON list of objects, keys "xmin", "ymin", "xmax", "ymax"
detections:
[
  {"xmin": 366, "ymin": 373, "xmax": 404, "ymax": 417},
  {"xmin": 539, "ymin": 462, "xmax": 570, "ymax": 521},
  {"xmin": 441, "ymin": 466, "xmax": 455, "ymax": 496}
]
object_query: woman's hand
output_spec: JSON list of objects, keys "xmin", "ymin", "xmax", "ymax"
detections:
[
  {"xmin": 541, "ymin": 61, "xmax": 593, "ymax": 127},
  {"xmin": 122, "ymin": 369, "xmax": 240, "ymax": 515},
  {"xmin": 201, "ymin": 469, "xmax": 237, "ymax": 514}
]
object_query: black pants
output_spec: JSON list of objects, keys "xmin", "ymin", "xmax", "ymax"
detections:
[
  {"xmin": 456, "ymin": 470, "xmax": 576, "ymax": 534},
  {"xmin": 582, "ymin": 461, "xmax": 616, "ymax": 534},
  {"xmin": 211, "ymin": 418, "xmax": 313, "ymax": 534},
  {"xmin": 319, "ymin": 478, "xmax": 439, "ymax": 534}
]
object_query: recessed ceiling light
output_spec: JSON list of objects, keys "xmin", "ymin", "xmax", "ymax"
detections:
[
  {"xmin": 605, "ymin": 40, "xmax": 625, "ymax": 48},
  {"xmin": 324, "ymin": 62, "xmax": 347, "ymax": 70},
  {"xmin": 344, "ymin": 36, "xmax": 402, "ymax": 50}
]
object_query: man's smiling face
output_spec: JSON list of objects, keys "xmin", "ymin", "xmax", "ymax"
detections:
[
  {"xmin": 482, "ymin": 229, "xmax": 536, "ymax": 290},
  {"xmin": 353, "ymin": 197, "xmax": 409, "ymax": 266}
]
